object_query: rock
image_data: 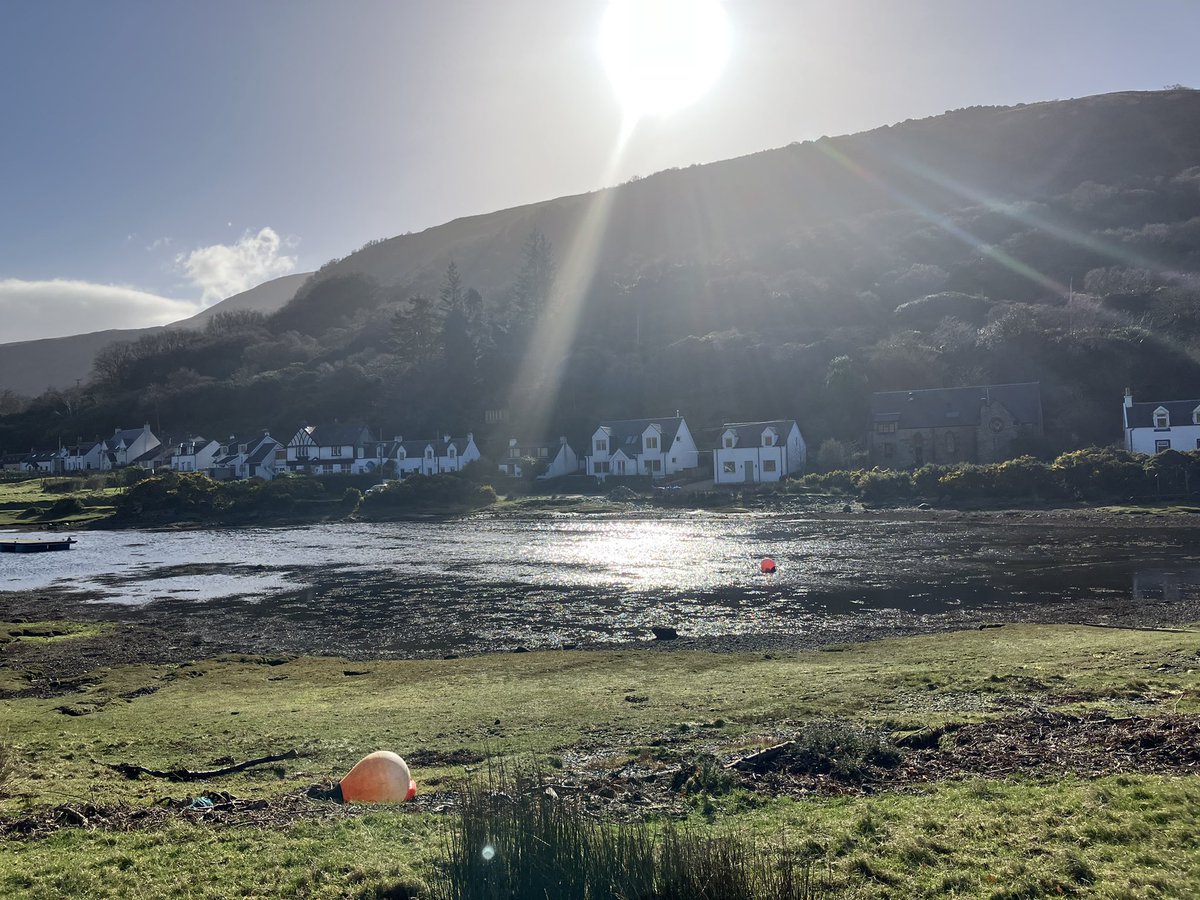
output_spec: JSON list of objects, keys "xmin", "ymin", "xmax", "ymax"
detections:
[
  {"xmin": 651, "ymin": 626, "xmax": 678, "ymax": 641},
  {"xmin": 842, "ymin": 504, "xmax": 853, "ymax": 513}
]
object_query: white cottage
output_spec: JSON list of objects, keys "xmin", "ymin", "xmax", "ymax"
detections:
[
  {"xmin": 1123, "ymin": 390, "xmax": 1200, "ymax": 454},
  {"xmin": 498, "ymin": 437, "xmax": 580, "ymax": 479},
  {"xmin": 712, "ymin": 420, "xmax": 806, "ymax": 485},
  {"xmin": 211, "ymin": 432, "xmax": 283, "ymax": 480},
  {"xmin": 74, "ymin": 425, "xmax": 161, "ymax": 471},
  {"xmin": 171, "ymin": 437, "xmax": 221, "ymax": 473},
  {"xmin": 286, "ymin": 423, "xmax": 374, "ymax": 474},
  {"xmin": 585, "ymin": 416, "xmax": 699, "ymax": 480},
  {"xmin": 390, "ymin": 434, "xmax": 481, "ymax": 477}
]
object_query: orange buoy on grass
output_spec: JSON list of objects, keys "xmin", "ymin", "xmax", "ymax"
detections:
[
  {"xmin": 339, "ymin": 751, "xmax": 416, "ymax": 803},
  {"xmin": 760, "ymin": 558, "xmax": 777, "ymax": 574}
]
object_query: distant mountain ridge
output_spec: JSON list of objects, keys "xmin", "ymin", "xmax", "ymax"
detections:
[{"xmin": 0, "ymin": 273, "xmax": 310, "ymax": 396}]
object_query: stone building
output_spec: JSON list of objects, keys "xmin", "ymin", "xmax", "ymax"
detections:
[{"xmin": 868, "ymin": 383, "xmax": 1043, "ymax": 468}]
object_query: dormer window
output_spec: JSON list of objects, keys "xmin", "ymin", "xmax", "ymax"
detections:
[
  {"xmin": 425, "ymin": 448, "xmax": 434, "ymax": 459},
  {"xmin": 449, "ymin": 446, "xmax": 456, "ymax": 457},
  {"xmin": 763, "ymin": 433, "xmax": 775, "ymax": 447},
  {"xmin": 644, "ymin": 436, "xmax": 658, "ymax": 450},
  {"xmin": 595, "ymin": 439, "xmax": 607, "ymax": 452},
  {"xmin": 1154, "ymin": 407, "xmax": 1170, "ymax": 429},
  {"xmin": 724, "ymin": 436, "xmax": 735, "ymax": 448},
  {"xmin": 1192, "ymin": 406, "xmax": 1200, "ymax": 425}
]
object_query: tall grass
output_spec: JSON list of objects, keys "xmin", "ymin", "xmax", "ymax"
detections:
[{"xmin": 435, "ymin": 763, "xmax": 832, "ymax": 900}]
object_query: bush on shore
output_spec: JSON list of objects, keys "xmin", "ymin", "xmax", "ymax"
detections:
[
  {"xmin": 359, "ymin": 472, "xmax": 497, "ymax": 516},
  {"xmin": 790, "ymin": 447, "xmax": 1200, "ymax": 504}
]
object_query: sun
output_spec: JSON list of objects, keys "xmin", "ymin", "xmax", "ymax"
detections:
[{"xmin": 598, "ymin": 0, "xmax": 731, "ymax": 120}]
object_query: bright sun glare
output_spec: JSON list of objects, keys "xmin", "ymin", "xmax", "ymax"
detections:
[{"xmin": 599, "ymin": 0, "xmax": 731, "ymax": 120}]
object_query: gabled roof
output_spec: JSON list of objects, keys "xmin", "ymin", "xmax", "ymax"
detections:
[
  {"xmin": 870, "ymin": 383, "xmax": 1042, "ymax": 430},
  {"xmin": 308, "ymin": 424, "xmax": 372, "ymax": 447},
  {"xmin": 1125, "ymin": 399, "xmax": 1200, "ymax": 429},
  {"xmin": 105, "ymin": 426, "xmax": 150, "ymax": 450},
  {"xmin": 718, "ymin": 420, "xmax": 798, "ymax": 449},
  {"xmin": 596, "ymin": 416, "xmax": 685, "ymax": 452}
]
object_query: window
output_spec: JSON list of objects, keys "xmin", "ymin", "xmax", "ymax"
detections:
[
  {"xmin": 876, "ymin": 421, "xmax": 897, "ymax": 434},
  {"xmin": 645, "ymin": 436, "xmax": 658, "ymax": 449},
  {"xmin": 763, "ymin": 434, "xmax": 775, "ymax": 446},
  {"xmin": 449, "ymin": 446, "xmax": 456, "ymax": 456},
  {"xmin": 724, "ymin": 436, "xmax": 735, "ymax": 448},
  {"xmin": 594, "ymin": 461, "xmax": 609, "ymax": 474},
  {"xmin": 722, "ymin": 461, "xmax": 736, "ymax": 474},
  {"xmin": 763, "ymin": 459, "xmax": 777, "ymax": 472},
  {"xmin": 1154, "ymin": 407, "xmax": 1170, "ymax": 429},
  {"xmin": 595, "ymin": 439, "xmax": 607, "ymax": 452},
  {"xmin": 1194, "ymin": 407, "xmax": 1200, "ymax": 425},
  {"xmin": 883, "ymin": 443, "xmax": 894, "ymax": 459},
  {"xmin": 331, "ymin": 445, "xmax": 343, "ymax": 456},
  {"xmin": 508, "ymin": 447, "xmax": 520, "ymax": 458},
  {"xmin": 1155, "ymin": 439, "xmax": 1171, "ymax": 453},
  {"xmin": 426, "ymin": 448, "xmax": 434, "ymax": 458},
  {"xmin": 648, "ymin": 459, "xmax": 661, "ymax": 472},
  {"xmin": 537, "ymin": 447, "xmax": 549, "ymax": 458}
]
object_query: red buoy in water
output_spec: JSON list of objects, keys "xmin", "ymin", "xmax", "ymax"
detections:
[{"xmin": 760, "ymin": 558, "xmax": 776, "ymax": 574}]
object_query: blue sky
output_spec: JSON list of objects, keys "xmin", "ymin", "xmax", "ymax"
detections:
[{"xmin": 2, "ymin": 0, "xmax": 1199, "ymax": 342}]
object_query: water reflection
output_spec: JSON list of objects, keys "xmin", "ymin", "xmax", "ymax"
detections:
[{"xmin": 4, "ymin": 517, "xmax": 1200, "ymax": 654}]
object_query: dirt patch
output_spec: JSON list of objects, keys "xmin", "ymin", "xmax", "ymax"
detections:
[
  {"xmin": 736, "ymin": 711, "xmax": 1200, "ymax": 797},
  {"xmin": 404, "ymin": 748, "xmax": 487, "ymax": 767}
]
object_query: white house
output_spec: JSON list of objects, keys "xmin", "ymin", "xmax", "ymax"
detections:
[
  {"xmin": 63, "ymin": 440, "xmax": 104, "ymax": 472},
  {"xmin": 171, "ymin": 437, "xmax": 221, "ymax": 473},
  {"xmin": 390, "ymin": 434, "xmax": 481, "ymax": 477},
  {"xmin": 1123, "ymin": 390, "xmax": 1200, "ymax": 454},
  {"xmin": 498, "ymin": 437, "xmax": 580, "ymax": 479},
  {"xmin": 23, "ymin": 449, "xmax": 64, "ymax": 474},
  {"xmin": 211, "ymin": 432, "xmax": 283, "ymax": 480},
  {"xmin": 585, "ymin": 416, "xmax": 700, "ymax": 480},
  {"xmin": 712, "ymin": 420, "xmax": 806, "ymax": 485},
  {"xmin": 286, "ymin": 423, "xmax": 374, "ymax": 475},
  {"xmin": 69, "ymin": 425, "xmax": 161, "ymax": 471}
]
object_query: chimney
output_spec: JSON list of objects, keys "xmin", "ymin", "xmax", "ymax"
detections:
[
  {"xmin": 467, "ymin": 431, "xmax": 474, "ymax": 443},
  {"xmin": 560, "ymin": 435, "xmax": 568, "ymax": 445},
  {"xmin": 443, "ymin": 433, "xmax": 451, "ymax": 443},
  {"xmin": 1124, "ymin": 387, "xmax": 1134, "ymax": 409}
]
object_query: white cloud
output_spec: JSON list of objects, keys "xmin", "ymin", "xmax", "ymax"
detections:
[
  {"xmin": 0, "ymin": 279, "xmax": 200, "ymax": 345},
  {"xmin": 177, "ymin": 227, "xmax": 297, "ymax": 306}
]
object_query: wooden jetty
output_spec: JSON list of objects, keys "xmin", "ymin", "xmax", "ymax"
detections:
[{"xmin": 0, "ymin": 537, "xmax": 77, "ymax": 553}]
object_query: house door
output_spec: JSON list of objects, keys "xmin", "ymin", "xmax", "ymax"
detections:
[{"xmin": 743, "ymin": 461, "xmax": 755, "ymax": 483}]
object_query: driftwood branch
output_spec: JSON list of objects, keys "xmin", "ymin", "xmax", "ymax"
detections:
[
  {"xmin": 107, "ymin": 749, "xmax": 299, "ymax": 782},
  {"xmin": 725, "ymin": 741, "xmax": 796, "ymax": 772}
]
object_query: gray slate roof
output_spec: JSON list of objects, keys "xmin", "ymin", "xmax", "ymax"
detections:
[
  {"xmin": 307, "ymin": 424, "xmax": 373, "ymax": 447},
  {"xmin": 597, "ymin": 417, "xmax": 685, "ymax": 452},
  {"xmin": 718, "ymin": 420, "xmax": 797, "ymax": 449},
  {"xmin": 870, "ymin": 383, "xmax": 1042, "ymax": 430},
  {"xmin": 1125, "ymin": 399, "xmax": 1200, "ymax": 429}
]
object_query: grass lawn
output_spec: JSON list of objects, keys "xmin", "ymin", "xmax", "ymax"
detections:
[
  {"xmin": 0, "ymin": 477, "xmax": 121, "ymax": 528},
  {"xmin": 2, "ymin": 622, "xmax": 1199, "ymax": 897}
]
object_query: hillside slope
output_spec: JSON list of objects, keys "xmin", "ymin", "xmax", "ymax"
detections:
[
  {"xmin": 5, "ymin": 90, "xmax": 1200, "ymax": 455},
  {"xmin": 0, "ymin": 273, "xmax": 310, "ymax": 396}
]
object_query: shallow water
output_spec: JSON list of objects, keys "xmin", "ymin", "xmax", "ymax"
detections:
[{"xmin": 4, "ymin": 513, "xmax": 1200, "ymax": 654}]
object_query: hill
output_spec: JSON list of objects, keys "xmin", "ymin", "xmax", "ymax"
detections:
[
  {"xmin": 4, "ymin": 90, "xmax": 1200, "ymax": 457},
  {"xmin": 0, "ymin": 272, "xmax": 310, "ymax": 397}
]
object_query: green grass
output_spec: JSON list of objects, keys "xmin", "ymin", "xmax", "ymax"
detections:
[
  {"xmin": 0, "ymin": 477, "xmax": 122, "ymax": 527},
  {"xmin": 2, "ymin": 623, "xmax": 1200, "ymax": 897}
]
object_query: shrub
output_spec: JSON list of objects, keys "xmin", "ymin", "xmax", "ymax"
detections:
[
  {"xmin": 360, "ymin": 473, "xmax": 497, "ymax": 514},
  {"xmin": 775, "ymin": 721, "xmax": 902, "ymax": 781}
]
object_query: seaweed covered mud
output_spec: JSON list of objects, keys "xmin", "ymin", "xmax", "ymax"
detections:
[{"xmin": 3, "ymin": 506, "xmax": 1200, "ymax": 662}]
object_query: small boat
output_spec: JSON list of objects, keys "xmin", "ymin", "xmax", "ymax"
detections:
[{"xmin": 0, "ymin": 537, "xmax": 77, "ymax": 553}]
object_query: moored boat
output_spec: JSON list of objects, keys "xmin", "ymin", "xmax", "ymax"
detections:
[{"xmin": 0, "ymin": 537, "xmax": 77, "ymax": 553}]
